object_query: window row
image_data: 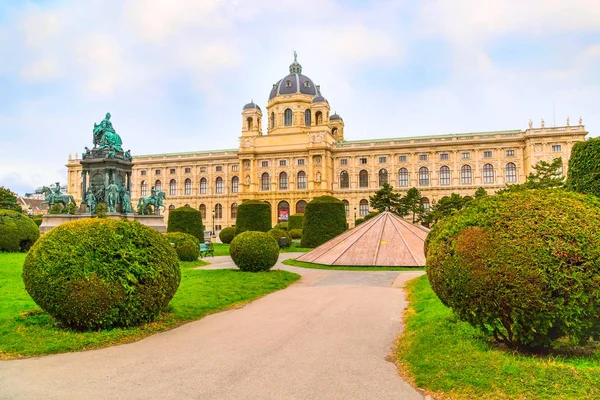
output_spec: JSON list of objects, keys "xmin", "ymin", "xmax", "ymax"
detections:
[
  {"xmin": 147, "ymin": 165, "xmax": 238, "ymax": 176},
  {"xmin": 338, "ymin": 150, "xmax": 518, "ymax": 165},
  {"xmin": 140, "ymin": 177, "xmax": 240, "ymax": 196},
  {"xmin": 260, "ymin": 171, "xmax": 307, "ymax": 191},
  {"xmin": 338, "ymin": 163, "xmax": 519, "ymax": 188},
  {"xmin": 271, "ymin": 110, "xmax": 324, "ymax": 128}
]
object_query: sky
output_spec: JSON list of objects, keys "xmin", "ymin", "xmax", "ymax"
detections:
[{"xmin": 0, "ymin": 0, "xmax": 598, "ymax": 195}]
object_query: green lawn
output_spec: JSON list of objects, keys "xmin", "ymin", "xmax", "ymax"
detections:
[
  {"xmin": 0, "ymin": 252, "xmax": 299, "ymax": 359},
  {"xmin": 396, "ymin": 275, "xmax": 600, "ymax": 400},
  {"xmin": 209, "ymin": 242, "xmax": 311, "ymax": 257},
  {"xmin": 283, "ymin": 258, "xmax": 425, "ymax": 271}
]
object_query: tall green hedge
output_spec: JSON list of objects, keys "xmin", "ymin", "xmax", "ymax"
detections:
[
  {"xmin": 167, "ymin": 206, "xmax": 204, "ymax": 241},
  {"xmin": 301, "ymin": 196, "xmax": 346, "ymax": 248},
  {"xmin": 566, "ymin": 137, "xmax": 600, "ymax": 198},
  {"xmin": 288, "ymin": 213, "xmax": 304, "ymax": 230},
  {"xmin": 235, "ymin": 200, "xmax": 271, "ymax": 234},
  {"xmin": 23, "ymin": 219, "xmax": 181, "ymax": 331},
  {"xmin": 0, "ymin": 209, "xmax": 40, "ymax": 252}
]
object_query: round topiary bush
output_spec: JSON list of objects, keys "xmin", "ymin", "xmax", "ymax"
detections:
[
  {"xmin": 230, "ymin": 231, "xmax": 279, "ymax": 272},
  {"xmin": 288, "ymin": 213, "xmax": 304, "ymax": 230},
  {"xmin": 219, "ymin": 226, "xmax": 236, "ymax": 244},
  {"xmin": 426, "ymin": 189, "xmax": 600, "ymax": 349},
  {"xmin": 167, "ymin": 206, "xmax": 204, "ymax": 241},
  {"xmin": 23, "ymin": 219, "xmax": 181, "ymax": 331},
  {"xmin": 235, "ymin": 200, "xmax": 271, "ymax": 234},
  {"xmin": 289, "ymin": 228, "xmax": 302, "ymax": 239},
  {"xmin": 566, "ymin": 137, "xmax": 600, "ymax": 198},
  {"xmin": 165, "ymin": 232, "xmax": 200, "ymax": 261},
  {"xmin": 274, "ymin": 222, "xmax": 289, "ymax": 231},
  {"xmin": 0, "ymin": 209, "xmax": 40, "ymax": 252},
  {"xmin": 267, "ymin": 228, "xmax": 291, "ymax": 247},
  {"xmin": 301, "ymin": 196, "xmax": 347, "ymax": 248}
]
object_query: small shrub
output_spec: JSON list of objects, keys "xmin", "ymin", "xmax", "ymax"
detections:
[
  {"xmin": 230, "ymin": 231, "xmax": 279, "ymax": 272},
  {"xmin": 274, "ymin": 222, "xmax": 289, "ymax": 231},
  {"xmin": 301, "ymin": 196, "xmax": 346, "ymax": 248},
  {"xmin": 219, "ymin": 226, "xmax": 236, "ymax": 244},
  {"xmin": 235, "ymin": 201, "xmax": 271, "ymax": 234},
  {"xmin": 289, "ymin": 228, "xmax": 302, "ymax": 239},
  {"xmin": 363, "ymin": 211, "xmax": 379, "ymax": 221},
  {"xmin": 268, "ymin": 228, "xmax": 292, "ymax": 247},
  {"xmin": 566, "ymin": 137, "xmax": 600, "ymax": 198},
  {"xmin": 95, "ymin": 202, "xmax": 108, "ymax": 218},
  {"xmin": 0, "ymin": 209, "xmax": 40, "ymax": 252},
  {"xmin": 426, "ymin": 189, "xmax": 600, "ymax": 349},
  {"xmin": 167, "ymin": 206, "xmax": 204, "ymax": 241},
  {"xmin": 355, "ymin": 218, "xmax": 365, "ymax": 226},
  {"xmin": 32, "ymin": 215, "xmax": 43, "ymax": 227},
  {"xmin": 288, "ymin": 213, "xmax": 304, "ymax": 230},
  {"xmin": 23, "ymin": 219, "xmax": 181, "ymax": 331},
  {"xmin": 165, "ymin": 232, "xmax": 200, "ymax": 261}
]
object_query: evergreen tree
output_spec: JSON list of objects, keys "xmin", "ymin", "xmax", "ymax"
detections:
[
  {"xmin": 498, "ymin": 158, "xmax": 564, "ymax": 194},
  {"xmin": 402, "ymin": 187, "xmax": 422, "ymax": 223},
  {"xmin": 474, "ymin": 187, "xmax": 488, "ymax": 199},
  {"xmin": 0, "ymin": 186, "xmax": 23, "ymax": 213},
  {"xmin": 421, "ymin": 193, "xmax": 469, "ymax": 227},
  {"xmin": 369, "ymin": 183, "xmax": 403, "ymax": 214}
]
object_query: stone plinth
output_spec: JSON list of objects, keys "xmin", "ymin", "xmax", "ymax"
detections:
[{"xmin": 40, "ymin": 214, "xmax": 166, "ymax": 234}]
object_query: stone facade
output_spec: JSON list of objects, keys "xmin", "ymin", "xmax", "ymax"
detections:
[{"xmin": 66, "ymin": 58, "xmax": 588, "ymax": 231}]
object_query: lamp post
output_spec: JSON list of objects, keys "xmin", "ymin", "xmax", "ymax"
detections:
[
  {"xmin": 211, "ymin": 209, "xmax": 216, "ymax": 243},
  {"xmin": 354, "ymin": 207, "xmax": 357, "ymax": 227}
]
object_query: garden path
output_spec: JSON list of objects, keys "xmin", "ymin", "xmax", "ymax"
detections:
[{"xmin": 0, "ymin": 253, "xmax": 425, "ymax": 400}]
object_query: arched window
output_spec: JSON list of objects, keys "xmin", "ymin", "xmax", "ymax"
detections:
[
  {"xmin": 215, "ymin": 177, "xmax": 223, "ymax": 194},
  {"xmin": 304, "ymin": 109, "xmax": 311, "ymax": 126},
  {"xmin": 297, "ymin": 171, "xmax": 307, "ymax": 189},
  {"xmin": 359, "ymin": 199, "xmax": 369, "ymax": 216},
  {"xmin": 261, "ymin": 173, "xmax": 270, "ymax": 191},
  {"xmin": 199, "ymin": 204, "xmax": 206, "ymax": 219},
  {"xmin": 505, "ymin": 163, "xmax": 517, "ymax": 183},
  {"xmin": 279, "ymin": 172, "xmax": 288, "ymax": 190},
  {"xmin": 278, "ymin": 201, "xmax": 290, "ymax": 222},
  {"xmin": 343, "ymin": 200, "xmax": 349, "ymax": 217},
  {"xmin": 483, "ymin": 164, "xmax": 494, "ymax": 183},
  {"xmin": 296, "ymin": 200, "xmax": 307, "ymax": 214},
  {"xmin": 398, "ymin": 168, "xmax": 409, "ymax": 187},
  {"xmin": 378, "ymin": 169, "xmax": 388, "ymax": 187},
  {"xmin": 231, "ymin": 176, "xmax": 239, "ymax": 193},
  {"xmin": 141, "ymin": 180, "xmax": 147, "ymax": 196},
  {"xmin": 184, "ymin": 178, "xmax": 192, "ymax": 195},
  {"xmin": 284, "ymin": 108, "xmax": 293, "ymax": 126},
  {"xmin": 461, "ymin": 165, "xmax": 472, "ymax": 184},
  {"xmin": 155, "ymin": 180, "xmax": 162, "ymax": 192},
  {"xmin": 231, "ymin": 203, "xmax": 238, "ymax": 219},
  {"xmin": 215, "ymin": 203, "xmax": 222, "ymax": 219},
  {"xmin": 439, "ymin": 166, "xmax": 450, "ymax": 186},
  {"xmin": 421, "ymin": 197, "xmax": 430, "ymax": 212},
  {"xmin": 340, "ymin": 171, "xmax": 349, "ymax": 189},
  {"xmin": 199, "ymin": 178, "xmax": 207, "ymax": 194},
  {"xmin": 247, "ymin": 117, "xmax": 253, "ymax": 130},
  {"xmin": 332, "ymin": 128, "xmax": 338, "ymax": 137},
  {"xmin": 359, "ymin": 169, "xmax": 369, "ymax": 188},
  {"xmin": 315, "ymin": 111, "xmax": 323, "ymax": 125},
  {"xmin": 169, "ymin": 205, "xmax": 175, "ymax": 211},
  {"xmin": 419, "ymin": 167, "xmax": 429, "ymax": 186},
  {"xmin": 169, "ymin": 179, "xmax": 177, "ymax": 196},
  {"xmin": 270, "ymin": 112, "xmax": 275, "ymax": 129}
]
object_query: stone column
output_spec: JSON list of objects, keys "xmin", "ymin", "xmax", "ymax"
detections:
[
  {"xmin": 81, "ymin": 171, "xmax": 87, "ymax": 201},
  {"xmin": 126, "ymin": 172, "xmax": 131, "ymax": 192}
]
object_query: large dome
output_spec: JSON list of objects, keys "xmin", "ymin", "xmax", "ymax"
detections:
[{"xmin": 268, "ymin": 55, "xmax": 318, "ymax": 100}]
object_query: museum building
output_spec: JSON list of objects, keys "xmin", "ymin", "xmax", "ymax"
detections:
[{"xmin": 66, "ymin": 56, "xmax": 588, "ymax": 231}]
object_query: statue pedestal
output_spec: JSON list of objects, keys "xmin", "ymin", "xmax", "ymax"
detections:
[{"xmin": 40, "ymin": 214, "xmax": 166, "ymax": 234}]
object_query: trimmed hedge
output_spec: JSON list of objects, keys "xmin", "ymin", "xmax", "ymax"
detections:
[
  {"xmin": 426, "ymin": 189, "xmax": 600, "ymax": 349},
  {"xmin": 165, "ymin": 232, "xmax": 200, "ymax": 261},
  {"xmin": 32, "ymin": 215, "xmax": 43, "ymax": 227},
  {"xmin": 301, "ymin": 196, "xmax": 347, "ymax": 248},
  {"xmin": 363, "ymin": 211, "xmax": 379, "ymax": 221},
  {"xmin": 167, "ymin": 206, "xmax": 204, "ymax": 241},
  {"xmin": 219, "ymin": 226, "xmax": 236, "ymax": 244},
  {"xmin": 0, "ymin": 209, "xmax": 40, "ymax": 252},
  {"xmin": 230, "ymin": 231, "xmax": 279, "ymax": 272},
  {"xmin": 268, "ymin": 228, "xmax": 291, "ymax": 247},
  {"xmin": 23, "ymin": 219, "xmax": 181, "ymax": 331},
  {"xmin": 355, "ymin": 218, "xmax": 365, "ymax": 226},
  {"xmin": 274, "ymin": 222, "xmax": 289, "ymax": 231},
  {"xmin": 288, "ymin": 213, "xmax": 304, "ymax": 230},
  {"xmin": 289, "ymin": 228, "xmax": 302, "ymax": 239},
  {"xmin": 235, "ymin": 200, "xmax": 271, "ymax": 234},
  {"xmin": 566, "ymin": 137, "xmax": 600, "ymax": 198}
]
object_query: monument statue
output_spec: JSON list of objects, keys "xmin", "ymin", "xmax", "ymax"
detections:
[
  {"xmin": 85, "ymin": 187, "xmax": 97, "ymax": 214},
  {"xmin": 40, "ymin": 182, "xmax": 77, "ymax": 214},
  {"xmin": 137, "ymin": 186, "xmax": 166, "ymax": 215},
  {"xmin": 528, "ymin": 119, "xmax": 533, "ymax": 129},
  {"xmin": 105, "ymin": 181, "xmax": 120, "ymax": 213},
  {"xmin": 121, "ymin": 189, "xmax": 133, "ymax": 214},
  {"xmin": 93, "ymin": 112, "xmax": 123, "ymax": 151}
]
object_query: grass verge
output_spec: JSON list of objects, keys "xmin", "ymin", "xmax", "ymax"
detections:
[
  {"xmin": 208, "ymin": 242, "xmax": 311, "ymax": 257},
  {"xmin": 283, "ymin": 258, "xmax": 425, "ymax": 271},
  {"xmin": 0, "ymin": 252, "xmax": 299, "ymax": 359},
  {"xmin": 396, "ymin": 275, "xmax": 600, "ymax": 400}
]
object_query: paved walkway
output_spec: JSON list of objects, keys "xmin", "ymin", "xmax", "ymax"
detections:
[{"xmin": 0, "ymin": 254, "xmax": 426, "ymax": 400}]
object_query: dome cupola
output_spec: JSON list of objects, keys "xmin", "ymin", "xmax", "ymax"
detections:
[{"xmin": 268, "ymin": 52, "xmax": 318, "ymax": 100}]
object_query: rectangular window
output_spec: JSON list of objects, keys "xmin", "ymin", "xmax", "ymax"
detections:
[
  {"xmin": 440, "ymin": 153, "xmax": 449, "ymax": 161},
  {"xmin": 141, "ymin": 170, "xmax": 146, "ymax": 176},
  {"xmin": 378, "ymin": 156, "xmax": 387, "ymax": 164},
  {"xmin": 506, "ymin": 149, "xmax": 515, "ymax": 157},
  {"xmin": 419, "ymin": 154, "xmax": 428, "ymax": 161},
  {"xmin": 552, "ymin": 145, "xmax": 562, "ymax": 152},
  {"xmin": 399, "ymin": 155, "xmax": 407, "ymax": 162},
  {"xmin": 216, "ymin": 166, "xmax": 222, "ymax": 172},
  {"xmin": 184, "ymin": 167, "xmax": 191, "ymax": 174},
  {"xmin": 461, "ymin": 152, "xmax": 471, "ymax": 160},
  {"xmin": 340, "ymin": 159, "xmax": 348, "ymax": 165},
  {"xmin": 359, "ymin": 157, "xmax": 367, "ymax": 164},
  {"xmin": 170, "ymin": 168, "xmax": 176, "ymax": 174},
  {"xmin": 297, "ymin": 159, "xmax": 305, "ymax": 166},
  {"xmin": 484, "ymin": 151, "xmax": 492, "ymax": 159},
  {"xmin": 200, "ymin": 167, "xmax": 207, "ymax": 173},
  {"xmin": 359, "ymin": 202, "xmax": 369, "ymax": 216},
  {"xmin": 155, "ymin": 169, "xmax": 161, "ymax": 175},
  {"xmin": 232, "ymin": 164, "xmax": 239, "ymax": 171},
  {"xmin": 261, "ymin": 161, "xmax": 269, "ymax": 167},
  {"xmin": 279, "ymin": 160, "xmax": 287, "ymax": 167}
]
